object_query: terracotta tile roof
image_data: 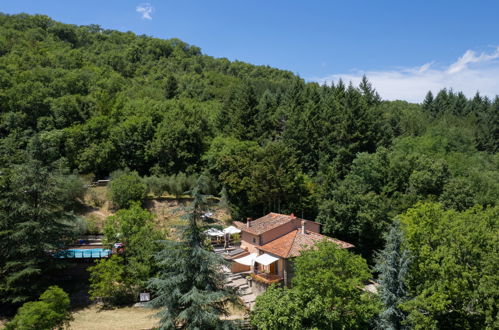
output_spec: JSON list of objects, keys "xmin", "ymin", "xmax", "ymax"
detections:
[
  {"xmin": 233, "ymin": 221, "xmax": 248, "ymax": 232},
  {"xmin": 223, "ymin": 251, "xmax": 249, "ymax": 261},
  {"xmin": 233, "ymin": 212, "xmax": 318, "ymax": 235},
  {"xmin": 258, "ymin": 229, "xmax": 354, "ymax": 259},
  {"xmin": 259, "ymin": 230, "xmax": 297, "ymax": 258}
]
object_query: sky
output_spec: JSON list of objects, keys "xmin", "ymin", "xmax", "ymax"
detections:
[{"xmin": 2, "ymin": 1, "xmax": 499, "ymax": 102}]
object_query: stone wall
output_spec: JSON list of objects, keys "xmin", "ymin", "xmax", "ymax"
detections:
[{"xmin": 249, "ymin": 275, "xmax": 284, "ymax": 297}]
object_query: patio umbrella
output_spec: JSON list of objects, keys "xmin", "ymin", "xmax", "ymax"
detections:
[
  {"xmin": 203, "ymin": 228, "xmax": 224, "ymax": 237},
  {"xmin": 222, "ymin": 226, "xmax": 241, "ymax": 248}
]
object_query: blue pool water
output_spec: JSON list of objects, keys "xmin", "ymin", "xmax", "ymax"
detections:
[{"xmin": 55, "ymin": 248, "xmax": 111, "ymax": 258}]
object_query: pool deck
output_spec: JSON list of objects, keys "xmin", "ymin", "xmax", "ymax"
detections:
[
  {"xmin": 68, "ymin": 244, "xmax": 105, "ymax": 249},
  {"xmin": 71, "ymin": 235, "xmax": 104, "ymax": 247}
]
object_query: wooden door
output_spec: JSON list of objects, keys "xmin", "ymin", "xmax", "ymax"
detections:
[{"xmin": 269, "ymin": 262, "xmax": 276, "ymax": 274}]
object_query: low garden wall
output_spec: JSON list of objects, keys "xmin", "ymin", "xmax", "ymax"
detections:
[{"xmin": 249, "ymin": 274, "xmax": 283, "ymax": 297}]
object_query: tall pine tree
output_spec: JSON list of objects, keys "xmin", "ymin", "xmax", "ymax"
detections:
[
  {"xmin": 216, "ymin": 82, "xmax": 258, "ymax": 141},
  {"xmin": 359, "ymin": 75, "xmax": 381, "ymax": 107},
  {"xmin": 374, "ymin": 220, "xmax": 411, "ymax": 330},
  {"xmin": 148, "ymin": 176, "xmax": 239, "ymax": 329},
  {"xmin": 0, "ymin": 157, "xmax": 77, "ymax": 307},
  {"xmin": 421, "ymin": 91, "xmax": 434, "ymax": 114},
  {"xmin": 477, "ymin": 96, "xmax": 499, "ymax": 152}
]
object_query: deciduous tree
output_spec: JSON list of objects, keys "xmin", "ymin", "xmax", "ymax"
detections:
[
  {"xmin": 252, "ymin": 241, "xmax": 380, "ymax": 329},
  {"xmin": 108, "ymin": 169, "xmax": 147, "ymax": 209},
  {"xmin": 400, "ymin": 203, "xmax": 499, "ymax": 329},
  {"xmin": 6, "ymin": 286, "xmax": 72, "ymax": 330},
  {"xmin": 89, "ymin": 203, "xmax": 162, "ymax": 304}
]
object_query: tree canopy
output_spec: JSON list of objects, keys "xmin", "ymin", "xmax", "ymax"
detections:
[
  {"xmin": 399, "ymin": 203, "xmax": 499, "ymax": 329},
  {"xmin": 251, "ymin": 241, "xmax": 380, "ymax": 329},
  {"xmin": 0, "ymin": 13, "xmax": 498, "ymax": 326},
  {"xmin": 89, "ymin": 203, "xmax": 162, "ymax": 305},
  {"xmin": 0, "ymin": 156, "xmax": 81, "ymax": 306},
  {"xmin": 5, "ymin": 286, "xmax": 71, "ymax": 330}
]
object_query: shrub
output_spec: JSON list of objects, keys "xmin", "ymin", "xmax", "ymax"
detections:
[
  {"xmin": 68, "ymin": 216, "xmax": 88, "ymax": 235},
  {"xmin": 88, "ymin": 188, "xmax": 105, "ymax": 207},
  {"xmin": 108, "ymin": 170, "xmax": 146, "ymax": 209},
  {"xmin": 6, "ymin": 286, "xmax": 71, "ymax": 330},
  {"xmin": 85, "ymin": 216, "xmax": 101, "ymax": 235},
  {"xmin": 144, "ymin": 175, "xmax": 168, "ymax": 197},
  {"xmin": 60, "ymin": 173, "xmax": 87, "ymax": 209}
]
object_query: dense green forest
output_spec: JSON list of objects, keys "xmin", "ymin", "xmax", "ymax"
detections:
[{"xmin": 0, "ymin": 13, "xmax": 498, "ymax": 328}]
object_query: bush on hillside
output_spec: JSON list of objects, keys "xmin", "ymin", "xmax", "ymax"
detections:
[{"xmin": 108, "ymin": 169, "xmax": 146, "ymax": 209}]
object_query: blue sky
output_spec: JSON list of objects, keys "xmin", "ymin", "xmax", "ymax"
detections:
[{"xmin": 2, "ymin": 1, "xmax": 499, "ymax": 102}]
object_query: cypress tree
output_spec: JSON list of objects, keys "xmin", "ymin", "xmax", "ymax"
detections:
[
  {"xmin": 219, "ymin": 186, "xmax": 231, "ymax": 218},
  {"xmin": 148, "ymin": 176, "xmax": 240, "ymax": 329},
  {"xmin": 374, "ymin": 220, "xmax": 411, "ymax": 330}
]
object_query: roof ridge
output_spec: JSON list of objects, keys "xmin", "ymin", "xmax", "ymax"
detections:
[
  {"xmin": 284, "ymin": 230, "xmax": 299, "ymax": 258},
  {"xmin": 307, "ymin": 230, "xmax": 324, "ymax": 237}
]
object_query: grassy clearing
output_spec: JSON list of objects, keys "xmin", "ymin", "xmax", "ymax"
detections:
[
  {"xmin": 74, "ymin": 186, "xmax": 113, "ymax": 234},
  {"xmin": 76, "ymin": 178, "xmax": 232, "ymax": 236},
  {"xmin": 69, "ymin": 305, "xmax": 159, "ymax": 330},
  {"xmin": 68, "ymin": 302, "xmax": 247, "ymax": 329},
  {"xmin": 223, "ymin": 301, "xmax": 249, "ymax": 320},
  {"xmin": 84, "ymin": 186, "xmax": 109, "ymax": 209},
  {"xmin": 144, "ymin": 197, "xmax": 231, "ymax": 238}
]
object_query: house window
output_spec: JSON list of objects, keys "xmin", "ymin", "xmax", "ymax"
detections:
[{"xmin": 252, "ymin": 237, "xmax": 256, "ymax": 244}]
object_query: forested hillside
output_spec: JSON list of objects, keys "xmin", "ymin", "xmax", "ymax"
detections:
[
  {"xmin": 1, "ymin": 13, "xmax": 498, "ymax": 253},
  {"xmin": 0, "ymin": 13, "xmax": 498, "ymax": 328}
]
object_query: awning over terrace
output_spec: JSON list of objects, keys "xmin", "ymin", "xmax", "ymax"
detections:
[
  {"xmin": 233, "ymin": 253, "xmax": 257, "ymax": 266},
  {"xmin": 223, "ymin": 226, "xmax": 241, "ymax": 235},
  {"xmin": 254, "ymin": 253, "xmax": 279, "ymax": 266}
]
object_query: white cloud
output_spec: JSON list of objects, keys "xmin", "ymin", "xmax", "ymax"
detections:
[
  {"xmin": 136, "ymin": 3, "xmax": 154, "ymax": 20},
  {"xmin": 447, "ymin": 48, "xmax": 499, "ymax": 74},
  {"xmin": 311, "ymin": 47, "xmax": 499, "ymax": 103}
]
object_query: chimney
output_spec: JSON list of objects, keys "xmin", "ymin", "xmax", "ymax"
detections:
[
  {"xmin": 246, "ymin": 217, "xmax": 252, "ymax": 227},
  {"xmin": 301, "ymin": 220, "xmax": 306, "ymax": 234}
]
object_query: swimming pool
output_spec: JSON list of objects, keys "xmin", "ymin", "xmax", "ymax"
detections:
[{"xmin": 55, "ymin": 248, "xmax": 111, "ymax": 258}]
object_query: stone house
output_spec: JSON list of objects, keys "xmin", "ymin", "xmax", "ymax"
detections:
[{"xmin": 228, "ymin": 213, "xmax": 353, "ymax": 287}]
